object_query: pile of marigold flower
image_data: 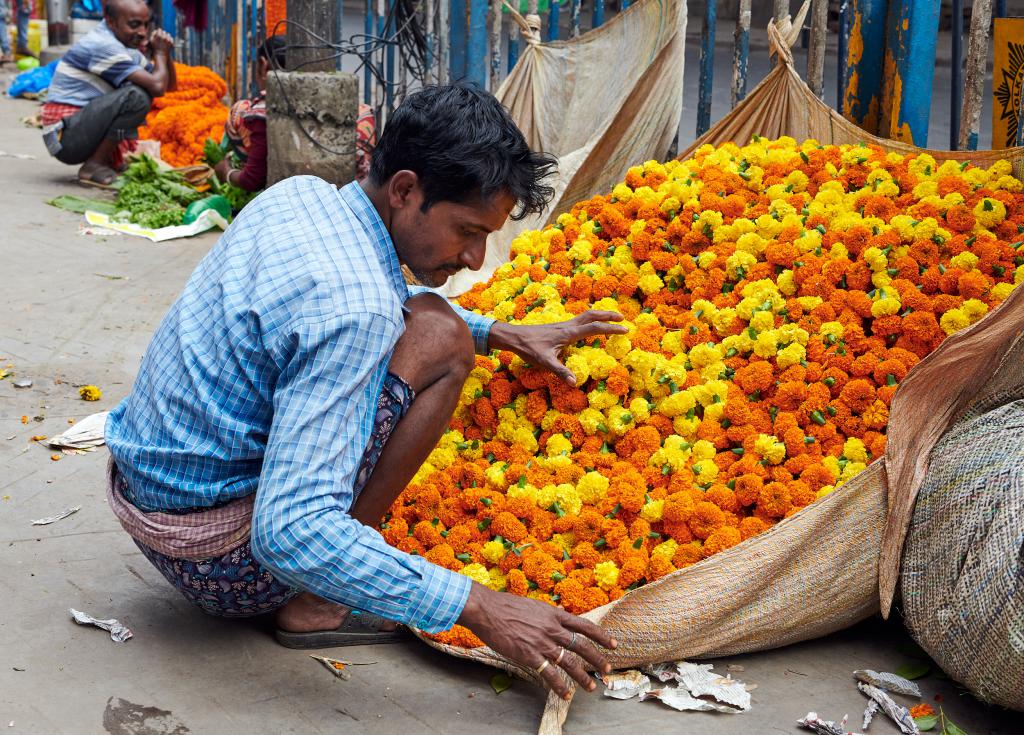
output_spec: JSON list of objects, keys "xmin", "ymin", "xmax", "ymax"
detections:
[
  {"xmin": 381, "ymin": 137, "xmax": 1024, "ymax": 648},
  {"xmin": 139, "ymin": 64, "xmax": 228, "ymax": 167}
]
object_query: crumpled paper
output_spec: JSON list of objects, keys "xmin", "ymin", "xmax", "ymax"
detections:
[
  {"xmin": 641, "ymin": 687, "xmax": 745, "ymax": 713},
  {"xmin": 31, "ymin": 506, "xmax": 81, "ymax": 525},
  {"xmin": 69, "ymin": 608, "xmax": 133, "ymax": 642},
  {"xmin": 614, "ymin": 661, "xmax": 753, "ymax": 713},
  {"xmin": 857, "ymin": 683, "xmax": 919, "ymax": 735},
  {"xmin": 853, "ymin": 669, "xmax": 922, "ymax": 698},
  {"xmin": 43, "ymin": 411, "xmax": 108, "ymax": 453},
  {"xmin": 862, "ymin": 699, "xmax": 880, "ymax": 730},
  {"xmin": 798, "ymin": 712, "xmax": 862, "ymax": 735},
  {"xmin": 601, "ymin": 670, "xmax": 652, "ymax": 699}
]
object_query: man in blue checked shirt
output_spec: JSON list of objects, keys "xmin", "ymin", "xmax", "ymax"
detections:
[{"xmin": 106, "ymin": 85, "xmax": 621, "ymax": 700}]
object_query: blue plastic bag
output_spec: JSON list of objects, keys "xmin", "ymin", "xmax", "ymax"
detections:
[{"xmin": 7, "ymin": 59, "xmax": 59, "ymax": 98}]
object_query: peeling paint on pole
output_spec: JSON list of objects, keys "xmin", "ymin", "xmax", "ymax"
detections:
[
  {"xmin": 842, "ymin": 0, "xmax": 888, "ymax": 134},
  {"xmin": 959, "ymin": 0, "xmax": 993, "ymax": 150},
  {"xmin": 697, "ymin": 0, "xmax": 716, "ymax": 136},
  {"xmin": 732, "ymin": 0, "xmax": 751, "ymax": 108},
  {"xmin": 879, "ymin": 0, "xmax": 940, "ymax": 146}
]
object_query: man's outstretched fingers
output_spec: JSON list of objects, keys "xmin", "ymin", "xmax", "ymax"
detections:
[
  {"xmin": 558, "ymin": 650, "xmax": 597, "ymax": 692},
  {"xmin": 538, "ymin": 657, "xmax": 574, "ymax": 699},
  {"xmin": 563, "ymin": 612, "xmax": 618, "ymax": 652}
]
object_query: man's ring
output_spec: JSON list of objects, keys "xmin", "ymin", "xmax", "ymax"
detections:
[
  {"xmin": 554, "ymin": 647, "xmax": 566, "ymax": 665},
  {"xmin": 536, "ymin": 659, "xmax": 551, "ymax": 675},
  {"xmin": 567, "ymin": 632, "xmax": 578, "ymax": 650}
]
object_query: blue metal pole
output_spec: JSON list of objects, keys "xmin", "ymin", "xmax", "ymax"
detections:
[
  {"xmin": 593, "ymin": 0, "xmax": 605, "ymax": 28},
  {"xmin": 621, "ymin": 0, "xmax": 630, "ymax": 9},
  {"xmin": 508, "ymin": 28, "xmax": 519, "ymax": 71},
  {"xmin": 467, "ymin": 0, "xmax": 487, "ymax": 86},
  {"xmin": 880, "ymin": 0, "xmax": 940, "ymax": 145},
  {"xmin": 696, "ymin": 0, "xmax": 716, "ymax": 136},
  {"xmin": 837, "ymin": 0, "xmax": 849, "ymax": 113},
  {"xmin": 548, "ymin": 0, "xmax": 560, "ymax": 41},
  {"xmin": 996, "ymin": 0, "xmax": 1007, "ymax": 18},
  {"xmin": 951, "ymin": 0, "xmax": 963, "ymax": 149},
  {"xmin": 450, "ymin": 0, "xmax": 468, "ymax": 79},
  {"xmin": 842, "ymin": 0, "xmax": 889, "ymax": 135},
  {"xmin": 732, "ymin": 0, "xmax": 750, "ymax": 107},
  {"xmin": 365, "ymin": 0, "xmax": 374, "ymax": 104},
  {"xmin": 250, "ymin": 0, "xmax": 259, "ymax": 96},
  {"xmin": 386, "ymin": 0, "xmax": 396, "ymax": 107},
  {"xmin": 161, "ymin": 0, "xmax": 177, "ymax": 35}
]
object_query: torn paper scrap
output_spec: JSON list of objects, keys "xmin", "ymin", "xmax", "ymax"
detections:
[
  {"xmin": 857, "ymin": 683, "xmax": 919, "ymax": 735},
  {"xmin": 862, "ymin": 700, "xmax": 879, "ymax": 730},
  {"xmin": 852, "ymin": 670, "xmax": 922, "ymax": 698},
  {"xmin": 43, "ymin": 411, "xmax": 108, "ymax": 452},
  {"xmin": 672, "ymin": 662, "xmax": 752, "ymax": 711},
  {"xmin": 31, "ymin": 506, "xmax": 81, "ymax": 525},
  {"xmin": 69, "ymin": 608, "xmax": 133, "ymax": 642},
  {"xmin": 643, "ymin": 662, "xmax": 677, "ymax": 682},
  {"xmin": 601, "ymin": 670, "xmax": 651, "ymax": 700},
  {"xmin": 798, "ymin": 712, "xmax": 862, "ymax": 735},
  {"xmin": 640, "ymin": 687, "xmax": 743, "ymax": 713}
]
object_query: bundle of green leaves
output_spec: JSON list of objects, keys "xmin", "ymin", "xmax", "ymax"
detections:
[{"xmin": 113, "ymin": 155, "xmax": 204, "ymax": 229}]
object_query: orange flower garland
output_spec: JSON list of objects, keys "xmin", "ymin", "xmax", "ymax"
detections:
[
  {"xmin": 139, "ymin": 64, "xmax": 228, "ymax": 167},
  {"xmin": 380, "ymin": 138, "xmax": 1024, "ymax": 649}
]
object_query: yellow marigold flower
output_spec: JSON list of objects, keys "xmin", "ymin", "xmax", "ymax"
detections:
[
  {"xmin": 1016, "ymin": 264, "xmax": 1024, "ymax": 285},
  {"xmin": 753, "ymin": 331, "xmax": 779, "ymax": 358},
  {"xmin": 842, "ymin": 437, "xmax": 869, "ymax": 463},
  {"xmin": 697, "ymin": 251, "xmax": 716, "ymax": 269},
  {"xmin": 512, "ymin": 427, "xmax": 539, "ymax": 454},
  {"xmin": 481, "ymin": 540, "xmax": 506, "ymax": 564},
  {"xmin": 638, "ymin": 273, "xmax": 664, "ymax": 295},
  {"xmin": 839, "ymin": 461, "xmax": 867, "ymax": 485},
  {"xmin": 973, "ymin": 197, "xmax": 1007, "ymax": 228},
  {"xmin": 658, "ymin": 389, "xmax": 697, "ymax": 418},
  {"xmin": 962, "ymin": 298, "xmax": 989, "ymax": 322},
  {"xmin": 940, "ymin": 308, "xmax": 971, "ymax": 335},
  {"xmin": 992, "ymin": 282, "xmax": 1016, "ymax": 301},
  {"xmin": 485, "ymin": 464, "xmax": 508, "ymax": 489},
  {"xmin": 871, "ymin": 297, "xmax": 901, "ymax": 318},
  {"xmin": 79, "ymin": 385, "xmax": 102, "ymax": 401},
  {"xmin": 611, "ymin": 183, "xmax": 633, "ymax": 202},
  {"xmin": 726, "ymin": 250, "xmax": 758, "ymax": 280},
  {"xmin": 651, "ymin": 538, "xmax": 678, "ymax": 561},
  {"xmin": 640, "ymin": 499, "xmax": 665, "ymax": 522},
  {"xmin": 816, "ymin": 485, "xmax": 836, "ymax": 499},
  {"xmin": 754, "ymin": 434, "xmax": 786, "ymax": 465},
  {"xmin": 629, "ymin": 397, "xmax": 652, "ymax": 423},
  {"xmin": 546, "ymin": 434, "xmax": 573, "ymax": 457},
  {"xmin": 588, "ymin": 388, "xmax": 619, "ymax": 411},
  {"xmin": 950, "ymin": 251, "xmax": 979, "ymax": 271},
  {"xmin": 487, "ymin": 568, "xmax": 508, "ymax": 592},
  {"xmin": 594, "ymin": 561, "xmax": 620, "ymax": 591},
  {"xmin": 871, "ymin": 271, "xmax": 893, "ymax": 289},
  {"xmin": 749, "ymin": 310, "xmax": 775, "ymax": 332},
  {"xmin": 691, "ymin": 439, "xmax": 716, "ymax": 461},
  {"xmin": 692, "ymin": 461, "xmax": 718, "ymax": 485},
  {"xmin": 555, "ymin": 484, "xmax": 583, "ymax": 516},
  {"xmin": 776, "ymin": 342, "xmax": 806, "ymax": 369},
  {"xmin": 460, "ymin": 563, "xmax": 491, "ymax": 586},
  {"xmin": 577, "ymin": 471, "xmax": 610, "ymax": 504},
  {"xmin": 710, "ymin": 308, "xmax": 738, "ymax": 335}
]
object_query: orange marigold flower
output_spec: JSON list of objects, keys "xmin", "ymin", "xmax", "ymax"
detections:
[
  {"xmin": 702, "ymin": 526, "xmax": 742, "ymax": 556},
  {"xmin": 738, "ymin": 515, "xmax": 771, "ymax": 540},
  {"xmin": 688, "ymin": 501, "xmax": 726, "ymax": 540},
  {"xmin": 757, "ymin": 482, "xmax": 792, "ymax": 518}
]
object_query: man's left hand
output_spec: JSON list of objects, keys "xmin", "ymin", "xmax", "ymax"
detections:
[
  {"xmin": 488, "ymin": 311, "xmax": 628, "ymax": 386},
  {"xmin": 149, "ymin": 29, "xmax": 174, "ymax": 55}
]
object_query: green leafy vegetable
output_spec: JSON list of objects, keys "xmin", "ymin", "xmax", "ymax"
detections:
[
  {"xmin": 111, "ymin": 154, "xmax": 203, "ymax": 228},
  {"xmin": 490, "ymin": 673, "xmax": 513, "ymax": 695}
]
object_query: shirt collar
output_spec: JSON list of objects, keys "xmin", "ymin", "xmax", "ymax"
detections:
[{"xmin": 339, "ymin": 181, "xmax": 410, "ymax": 304}]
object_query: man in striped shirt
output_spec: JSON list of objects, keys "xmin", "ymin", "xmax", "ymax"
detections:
[
  {"xmin": 41, "ymin": 0, "xmax": 175, "ymax": 185},
  {"xmin": 107, "ymin": 85, "xmax": 620, "ymax": 700}
]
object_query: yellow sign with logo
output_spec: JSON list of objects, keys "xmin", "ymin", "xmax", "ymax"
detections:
[{"xmin": 993, "ymin": 18, "xmax": 1024, "ymax": 149}]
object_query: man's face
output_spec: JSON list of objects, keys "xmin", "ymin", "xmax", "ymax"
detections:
[
  {"xmin": 389, "ymin": 174, "xmax": 515, "ymax": 288},
  {"xmin": 107, "ymin": 3, "xmax": 152, "ymax": 49}
]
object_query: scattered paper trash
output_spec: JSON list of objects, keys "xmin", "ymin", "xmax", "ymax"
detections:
[
  {"xmin": 641, "ymin": 686, "xmax": 745, "ymax": 713},
  {"xmin": 12, "ymin": 378, "xmax": 32, "ymax": 389},
  {"xmin": 857, "ymin": 683, "xmax": 919, "ymax": 735},
  {"xmin": 798, "ymin": 712, "xmax": 862, "ymax": 735},
  {"xmin": 862, "ymin": 700, "xmax": 880, "ymax": 730},
  {"xmin": 853, "ymin": 669, "xmax": 922, "ymax": 698},
  {"xmin": 310, "ymin": 655, "xmax": 375, "ymax": 681},
  {"xmin": 42, "ymin": 411, "xmax": 108, "ymax": 453},
  {"xmin": 671, "ymin": 662, "xmax": 751, "ymax": 711},
  {"xmin": 31, "ymin": 506, "xmax": 81, "ymax": 525},
  {"xmin": 69, "ymin": 608, "xmax": 133, "ymax": 642},
  {"xmin": 601, "ymin": 670, "xmax": 651, "ymax": 700}
]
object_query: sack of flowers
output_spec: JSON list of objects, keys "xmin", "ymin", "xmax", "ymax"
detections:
[{"xmin": 375, "ymin": 133, "xmax": 1024, "ymax": 731}]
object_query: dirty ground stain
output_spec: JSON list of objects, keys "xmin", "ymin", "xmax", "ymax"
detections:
[{"xmin": 103, "ymin": 697, "xmax": 191, "ymax": 735}]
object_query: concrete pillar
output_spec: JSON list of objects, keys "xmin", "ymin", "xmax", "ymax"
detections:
[{"xmin": 265, "ymin": 71, "xmax": 359, "ymax": 187}]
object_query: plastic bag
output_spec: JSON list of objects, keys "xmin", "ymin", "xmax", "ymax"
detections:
[{"xmin": 7, "ymin": 59, "xmax": 59, "ymax": 99}]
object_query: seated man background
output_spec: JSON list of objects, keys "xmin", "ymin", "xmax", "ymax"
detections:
[{"xmin": 41, "ymin": 0, "xmax": 175, "ymax": 185}]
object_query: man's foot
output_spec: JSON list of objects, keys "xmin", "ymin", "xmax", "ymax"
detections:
[
  {"xmin": 77, "ymin": 162, "xmax": 119, "ymax": 188},
  {"xmin": 274, "ymin": 592, "xmax": 406, "ymax": 648},
  {"xmin": 0, "ymin": 53, "xmax": 13, "ymax": 65}
]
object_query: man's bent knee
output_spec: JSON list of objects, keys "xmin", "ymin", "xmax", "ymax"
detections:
[
  {"xmin": 391, "ymin": 294, "xmax": 475, "ymax": 390},
  {"xmin": 119, "ymin": 83, "xmax": 153, "ymax": 114}
]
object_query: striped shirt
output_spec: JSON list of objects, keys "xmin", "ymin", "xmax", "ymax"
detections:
[
  {"xmin": 48, "ymin": 21, "xmax": 150, "ymax": 107},
  {"xmin": 106, "ymin": 177, "xmax": 495, "ymax": 633}
]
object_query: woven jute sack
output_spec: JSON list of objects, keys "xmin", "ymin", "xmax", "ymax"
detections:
[
  {"xmin": 416, "ymin": 11, "xmax": 1024, "ymax": 734},
  {"xmin": 900, "ymin": 336, "xmax": 1024, "ymax": 711}
]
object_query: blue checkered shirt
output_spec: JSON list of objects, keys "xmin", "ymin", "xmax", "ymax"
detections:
[{"xmin": 106, "ymin": 177, "xmax": 495, "ymax": 632}]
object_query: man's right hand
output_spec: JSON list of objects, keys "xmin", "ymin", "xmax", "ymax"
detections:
[
  {"xmin": 149, "ymin": 29, "xmax": 174, "ymax": 55},
  {"xmin": 456, "ymin": 583, "xmax": 617, "ymax": 699}
]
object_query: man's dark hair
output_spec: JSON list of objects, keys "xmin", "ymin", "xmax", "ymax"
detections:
[
  {"xmin": 370, "ymin": 85, "xmax": 556, "ymax": 221},
  {"xmin": 259, "ymin": 34, "xmax": 287, "ymax": 70}
]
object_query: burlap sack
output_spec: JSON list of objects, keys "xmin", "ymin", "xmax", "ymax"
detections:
[
  {"xmin": 900, "ymin": 338, "xmax": 1024, "ymax": 711},
  {"xmin": 417, "ymin": 13, "xmax": 1024, "ymax": 733}
]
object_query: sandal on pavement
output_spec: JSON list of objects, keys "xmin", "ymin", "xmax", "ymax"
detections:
[
  {"xmin": 77, "ymin": 165, "xmax": 119, "ymax": 189},
  {"xmin": 275, "ymin": 611, "xmax": 411, "ymax": 649}
]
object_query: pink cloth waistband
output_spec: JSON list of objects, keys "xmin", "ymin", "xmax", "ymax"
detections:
[{"xmin": 106, "ymin": 457, "xmax": 254, "ymax": 561}]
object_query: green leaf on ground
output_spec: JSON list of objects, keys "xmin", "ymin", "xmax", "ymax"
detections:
[
  {"xmin": 490, "ymin": 673, "xmax": 513, "ymax": 695},
  {"xmin": 940, "ymin": 709, "xmax": 968, "ymax": 735},
  {"xmin": 894, "ymin": 662, "xmax": 932, "ymax": 680},
  {"xmin": 915, "ymin": 715, "xmax": 938, "ymax": 731}
]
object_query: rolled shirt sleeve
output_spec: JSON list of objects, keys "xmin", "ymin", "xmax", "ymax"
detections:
[{"xmin": 249, "ymin": 309, "xmax": 471, "ymax": 633}]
